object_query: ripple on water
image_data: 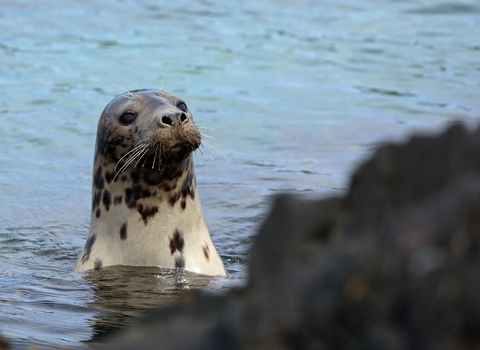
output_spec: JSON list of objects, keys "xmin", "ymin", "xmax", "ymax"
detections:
[{"xmin": 1, "ymin": 0, "xmax": 480, "ymax": 348}]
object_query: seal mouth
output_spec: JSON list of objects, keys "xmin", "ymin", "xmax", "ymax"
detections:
[
  {"xmin": 171, "ymin": 144, "xmax": 187, "ymax": 152},
  {"xmin": 167, "ymin": 144, "xmax": 191, "ymax": 160}
]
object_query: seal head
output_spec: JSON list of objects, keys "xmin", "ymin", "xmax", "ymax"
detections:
[{"xmin": 74, "ymin": 89, "xmax": 227, "ymax": 276}]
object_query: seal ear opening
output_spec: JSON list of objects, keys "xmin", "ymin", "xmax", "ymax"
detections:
[{"xmin": 119, "ymin": 113, "xmax": 137, "ymax": 126}]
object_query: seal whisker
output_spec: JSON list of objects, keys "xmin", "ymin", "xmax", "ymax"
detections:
[
  {"xmin": 113, "ymin": 143, "xmax": 150, "ymax": 180},
  {"xmin": 152, "ymin": 145, "xmax": 158, "ymax": 169},
  {"xmin": 134, "ymin": 147, "xmax": 150, "ymax": 168},
  {"xmin": 142, "ymin": 151, "xmax": 149, "ymax": 167},
  {"xmin": 194, "ymin": 150, "xmax": 203, "ymax": 165},
  {"xmin": 159, "ymin": 76, "xmax": 166, "ymax": 92},
  {"xmin": 119, "ymin": 147, "xmax": 147, "ymax": 172},
  {"xmin": 201, "ymin": 138, "xmax": 228, "ymax": 160},
  {"xmin": 114, "ymin": 147, "xmax": 146, "ymax": 177},
  {"xmin": 199, "ymin": 144, "xmax": 215, "ymax": 161},
  {"xmin": 135, "ymin": 142, "xmax": 151, "ymax": 169},
  {"xmin": 114, "ymin": 142, "xmax": 150, "ymax": 174},
  {"xmin": 114, "ymin": 155, "xmax": 142, "ymax": 180},
  {"xmin": 196, "ymin": 126, "xmax": 216, "ymax": 133},
  {"xmin": 118, "ymin": 137, "xmax": 150, "ymax": 158},
  {"xmin": 137, "ymin": 136, "xmax": 151, "ymax": 143},
  {"xmin": 199, "ymin": 129, "xmax": 227, "ymax": 160},
  {"xmin": 196, "ymin": 146, "xmax": 213, "ymax": 162},
  {"xmin": 200, "ymin": 132, "xmax": 223, "ymax": 147},
  {"xmin": 111, "ymin": 85, "xmax": 136, "ymax": 100}
]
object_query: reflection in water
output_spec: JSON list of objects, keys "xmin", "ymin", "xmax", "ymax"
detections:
[
  {"xmin": 1, "ymin": 0, "xmax": 480, "ymax": 347},
  {"xmin": 83, "ymin": 265, "xmax": 224, "ymax": 346}
]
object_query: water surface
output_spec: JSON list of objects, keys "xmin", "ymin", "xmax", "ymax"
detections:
[{"xmin": 1, "ymin": 0, "xmax": 479, "ymax": 348}]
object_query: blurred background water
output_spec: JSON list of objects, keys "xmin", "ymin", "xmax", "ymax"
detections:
[{"xmin": 0, "ymin": 0, "xmax": 479, "ymax": 348}]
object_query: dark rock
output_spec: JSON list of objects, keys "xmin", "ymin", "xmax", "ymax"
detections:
[
  {"xmin": 104, "ymin": 123, "xmax": 480, "ymax": 350},
  {"xmin": 0, "ymin": 335, "xmax": 10, "ymax": 350}
]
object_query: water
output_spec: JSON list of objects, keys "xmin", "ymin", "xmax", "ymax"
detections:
[{"xmin": 1, "ymin": 0, "xmax": 479, "ymax": 348}]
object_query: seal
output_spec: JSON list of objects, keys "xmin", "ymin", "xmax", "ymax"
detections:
[{"xmin": 74, "ymin": 89, "xmax": 227, "ymax": 276}]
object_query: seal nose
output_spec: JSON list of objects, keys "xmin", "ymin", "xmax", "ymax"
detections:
[{"xmin": 160, "ymin": 112, "xmax": 188, "ymax": 127}]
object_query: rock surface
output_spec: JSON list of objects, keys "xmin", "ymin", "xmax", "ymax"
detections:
[{"xmin": 104, "ymin": 123, "xmax": 480, "ymax": 350}]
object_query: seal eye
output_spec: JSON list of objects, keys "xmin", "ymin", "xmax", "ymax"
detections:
[
  {"xmin": 119, "ymin": 113, "xmax": 136, "ymax": 126},
  {"xmin": 177, "ymin": 102, "xmax": 188, "ymax": 112}
]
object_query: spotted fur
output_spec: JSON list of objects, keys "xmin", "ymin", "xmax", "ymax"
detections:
[
  {"xmin": 120, "ymin": 223, "xmax": 127, "ymax": 240},
  {"xmin": 105, "ymin": 171, "xmax": 113, "ymax": 184},
  {"xmin": 170, "ymin": 230, "xmax": 185, "ymax": 254},
  {"xmin": 113, "ymin": 195, "xmax": 123, "ymax": 205},
  {"xmin": 94, "ymin": 258, "xmax": 103, "ymax": 270},
  {"xmin": 102, "ymin": 190, "xmax": 111, "ymax": 211},
  {"xmin": 81, "ymin": 233, "xmax": 96, "ymax": 264},
  {"xmin": 74, "ymin": 89, "xmax": 227, "ymax": 276},
  {"xmin": 92, "ymin": 191, "xmax": 101, "ymax": 212},
  {"xmin": 137, "ymin": 203, "xmax": 159, "ymax": 225},
  {"xmin": 203, "ymin": 245, "xmax": 210, "ymax": 261}
]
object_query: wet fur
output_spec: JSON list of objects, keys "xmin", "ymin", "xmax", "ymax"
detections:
[{"xmin": 75, "ymin": 89, "xmax": 227, "ymax": 276}]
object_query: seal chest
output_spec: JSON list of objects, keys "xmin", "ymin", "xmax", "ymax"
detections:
[{"xmin": 74, "ymin": 89, "xmax": 227, "ymax": 276}]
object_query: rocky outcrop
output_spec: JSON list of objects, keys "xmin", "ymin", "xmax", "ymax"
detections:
[{"xmin": 104, "ymin": 123, "xmax": 480, "ymax": 350}]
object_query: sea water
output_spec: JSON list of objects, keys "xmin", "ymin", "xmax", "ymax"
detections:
[{"xmin": 0, "ymin": 0, "xmax": 479, "ymax": 348}]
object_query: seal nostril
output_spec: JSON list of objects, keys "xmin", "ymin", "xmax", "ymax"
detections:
[
  {"xmin": 162, "ymin": 116, "xmax": 173, "ymax": 126},
  {"xmin": 180, "ymin": 113, "xmax": 187, "ymax": 123}
]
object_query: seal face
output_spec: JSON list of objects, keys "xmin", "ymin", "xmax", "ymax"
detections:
[{"xmin": 74, "ymin": 89, "xmax": 227, "ymax": 276}]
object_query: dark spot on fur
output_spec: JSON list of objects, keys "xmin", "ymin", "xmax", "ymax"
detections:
[
  {"xmin": 181, "ymin": 179, "xmax": 192, "ymax": 199},
  {"xmin": 92, "ymin": 191, "xmax": 101, "ymax": 211},
  {"xmin": 94, "ymin": 167, "xmax": 104, "ymax": 190},
  {"xmin": 123, "ymin": 185, "xmax": 153, "ymax": 208},
  {"xmin": 121, "ymin": 175, "xmax": 128, "ymax": 182},
  {"xmin": 96, "ymin": 126, "xmax": 108, "ymax": 156},
  {"xmin": 94, "ymin": 258, "xmax": 103, "ymax": 270},
  {"xmin": 167, "ymin": 172, "xmax": 196, "ymax": 207},
  {"xmin": 96, "ymin": 208, "xmax": 101, "ymax": 218},
  {"xmin": 105, "ymin": 171, "xmax": 113, "ymax": 184},
  {"xmin": 175, "ymin": 256, "xmax": 185, "ymax": 269},
  {"xmin": 137, "ymin": 204, "xmax": 159, "ymax": 225},
  {"xmin": 203, "ymin": 245, "xmax": 210, "ymax": 260},
  {"xmin": 142, "ymin": 206, "xmax": 159, "ymax": 224},
  {"xmin": 114, "ymin": 195, "xmax": 123, "ymax": 205},
  {"xmin": 169, "ymin": 192, "xmax": 180, "ymax": 206},
  {"xmin": 180, "ymin": 172, "xmax": 195, "ymax": 200},
  {"xmin": 169, "ymin": 230, "xmax": 184, "ymax": 254},
  {"xmin": 103, "ymin": 135, "xmax": 125, "ymax": 159},
  {"xmin": 133, "ymin": 184, "xmax": 143, "ymax": 198},
  {"xmin": 81, "ymin": 234, "xmax": 96, "ymax": 264},
  {"xmin": 125, "ymin": 187, "xmax": 136, "ymax": 209},
  {"xmin": 102, "ymin": 190, "xmax": 112, "ymax": 211},
  {"xmin": 120, "ymin": 223, "xmax": 127, "ymax": 240},
  {"xmin": 131, "ymin": 169, "xmax": 141, "ymax": 184},
  {"xmin": 162, "ymin": 181, "xmax": 177, "ymax": 192}
]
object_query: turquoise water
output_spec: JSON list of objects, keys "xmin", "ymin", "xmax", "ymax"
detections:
[{"xmin": 1, "ymin": 0, "xmax": 479, "ymax": 348}]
